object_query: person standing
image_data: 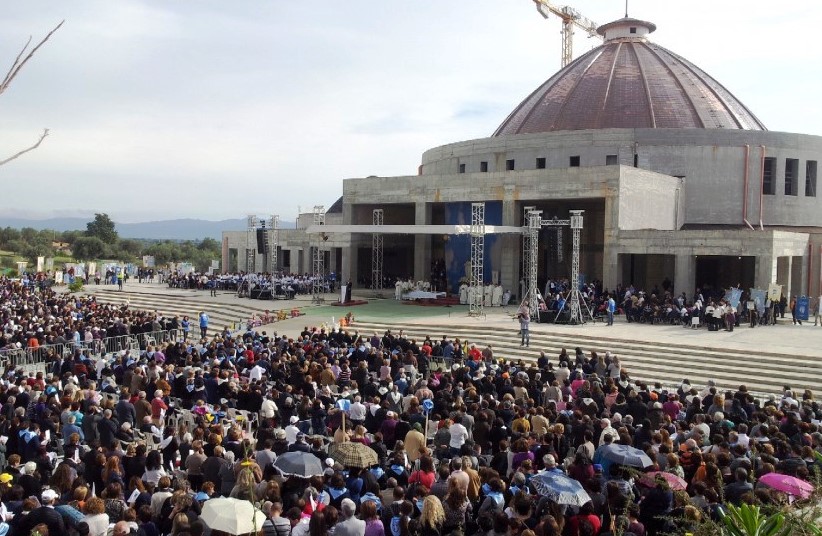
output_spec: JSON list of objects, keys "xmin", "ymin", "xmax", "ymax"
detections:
[
  {"xmin": 199, "ymin": 311, "xmax": 209, "ymax": 339},
  {"xmin": 517, "ymin": 301, "xmax": 530, "ymax": 347},
  {"xmin": 814, "ymin": 295, "xmax": 822, "ymax": 326},
  {"xmin": 606, "ymin": 294, "xmax": 616, "ymax": 326},
  {"xmin": 790, "ymin": 296, "xmax": 802, "ymax": 325}
]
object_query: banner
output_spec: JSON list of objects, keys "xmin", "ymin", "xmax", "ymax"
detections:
[
  {"xmin": 796, "ymin": 296, "xmax": 810, "ymax": 321},
  {"xmin": 724, "ymin": 288, "xmax": 743, "ymax": 308},
  {"xmin": 45, "ymin": 258, "xmax": 54, "ymax": 270},
  {"xmin": 87, "ymin": 262, "xmax": 97, "ymax": 277},
  {"xmin": 142, "ymin": 255, "xmax": 155, "ymax": 268},
  {"xmin": 767, "ymin": 283, "xmax": 782, "ymax": 302},
  {"xmin": 36, "ymin": 256, "xmax": 44, "ymax": 272},
  {"xmin": 749, "ymin": 288, "xmax": 766, "ymax": 314},
  {"xmin": 16, "ymin": 262, "xmax": 27, "ymax": 274}
]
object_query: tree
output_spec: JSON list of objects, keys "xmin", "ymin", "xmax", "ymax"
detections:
[
  {"xmin": 71, "ymin": 236, "xmax": 106, "ymax": 261},
  {"xmin": 198, "ymin": 237, "xmax": 220, "ymax": 251},
  {"xmin": 0, "ymin": 21, "xmax": 62, "ymax": 167},
  {"xmin": 117, "ymin": 238, "xmax": 142, "ymax": 258},
  {"xmin": 86, "ymin": 213, "xmax": 118, "ymax": 244}
]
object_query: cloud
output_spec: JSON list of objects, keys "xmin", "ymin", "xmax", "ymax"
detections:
[{"xmin": 0, "ymin": 0, "xmax": 818, "ymax": 223}]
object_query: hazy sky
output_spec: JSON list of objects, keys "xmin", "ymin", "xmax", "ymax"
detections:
[{"xmin": 0, "ymin": 0, "xmax": 818, "ymax": 223}]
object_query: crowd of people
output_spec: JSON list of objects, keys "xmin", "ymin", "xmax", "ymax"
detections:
[
  {"xmin": 536, "ymin": 278, "xmax": 822, "ymax": 329},
  {"xmin": 0, "ymin": 276, "xmax": 820, "ymax": 536}
]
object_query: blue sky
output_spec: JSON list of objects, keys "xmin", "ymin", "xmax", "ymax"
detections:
[{"xmin": 0, "ymin": 0, "xmax": 818, "ymax": 222}]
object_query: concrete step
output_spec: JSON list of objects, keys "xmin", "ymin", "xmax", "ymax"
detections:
[{"xmin": 352, "ymin": 321, "xmax": 818, "ymax": 398}]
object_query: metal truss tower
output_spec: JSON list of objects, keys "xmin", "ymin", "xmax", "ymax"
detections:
[
  {"xmin": 371, "ymin": 209, "xmax": 384, "ymax": 294},
  {"xmin": 311, "ymin": 205, "xmax": 326, "ymax": 304},
  {"xmin": 525, "ymin": 210, "xmax": 541, "ymax": 318},
  {"xmin": 245, "ymin": 215, "xmax": 257, "ymax": 273},
  {"xmin": 268, "ymin": 215, "xmax": 279, "ymax": 274},
  {"xmin": 469, "ymin": 202, "xmax": 486, "ymax": 317},
  {"xmin": 565, "ymin": 210, "xmax": 594, "ymax": 324},
  {"xmin": 521, "ymin": 206, "xmax": 535, "ymax": 304}
]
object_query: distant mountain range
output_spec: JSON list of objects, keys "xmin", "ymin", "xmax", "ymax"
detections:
[{"xmin": 0, "ymin": 217, "xmax": 295, "ymax": 241}]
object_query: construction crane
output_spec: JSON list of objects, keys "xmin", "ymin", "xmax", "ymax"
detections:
[{"xmin": 532, "ymin": 0, "xmax": 602, "ymax": 68}]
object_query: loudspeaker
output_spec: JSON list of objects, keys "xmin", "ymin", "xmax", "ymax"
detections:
[{"xmin": 256, "ymin": 229, "xmax": 266, "ymax": 253}]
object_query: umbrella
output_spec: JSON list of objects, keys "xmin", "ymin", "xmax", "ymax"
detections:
[
  {"xmin": 272, "ymin": 451, "xmax": 325, "ymax": 477},
  {"xmin": 599, "ymin": 444, "xmax": 654, "ymax": 469},
  {"xmin": 529, "ymin": 472, "xmax": 592, "ymax": 506},
  {"xmin": 329, "ymin": 441, "xmax": 379, "ymax": 469},
  {"xmin": 759, "ymin": 473, "xmax": 815, "ymax": 499},
  {"xmin": 640, "ymin": 471, "xmax": 688, "ymax": 491},
  {"xmin": 200, "ymin": 497, "xmax": 266, "ymax": 535}
]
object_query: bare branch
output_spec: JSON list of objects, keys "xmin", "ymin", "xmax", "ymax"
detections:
[
  {"xmin": 0, "ymin": 129, "xmax": 49, "ymax": 167},
  {"xmin": 0, "ymin": 20, "xmax": 63, "ymax": 97},
  {"xmin": 1, "ymin": 36, "xmax": 32, "ymax": 89}
]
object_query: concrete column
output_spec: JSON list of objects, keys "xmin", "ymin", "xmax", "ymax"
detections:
[
  {"xmin": 341, "ymin": 243, "xmax": 358, "ymax": 284},
  {"xmin": 221, "ymin": 237, "xmax": 229, "ymax": 274},
  {"xmin": 414, "ymin": 202, "xmax": 432, "ymax": 282},
  {"xmin": 791, "ymin": 255, "xmax": 805, "ymax": 297},
  {"xmin": 674, "ymin": 254, "xmax": 695, "ymax": 297},
  {"xmin": 329, "ymin": 247, "xmax": 338, "ymax": 275},
  {"xmin": 776, "ymin": 256, "xmax": 793, "ymax": 297},
  {"xmin": 602, "ymin": 196, "xmax": 620, "ymax": 289},
  {"xmin": 755, "ymin": 255, "xmax": 778, "ymax": 290},
  {"xmin": 500, "ymin": 192, "xmax": 520, "ymax": 295}
]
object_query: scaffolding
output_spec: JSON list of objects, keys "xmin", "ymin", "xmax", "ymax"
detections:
[
  {"xmin": 371, "ymin": 209, "xmax": 384, "ymax": 294},
  {"xmin": 521, "ymin": 209, "xmax": 593, "ymax": 324},
  {"xmin": 563, "ymin": 210, "xmax": 594, "ymax": 324},
  {"xmin": 521, "ymin": 206, "xmax": 535, "ymax": 304},
  {"xmin": 311, "ymin": 205, "xmax": 326, "ymax": 304},
  {"xmin": 469, "ymin": 202, "xmax": 486, "ymax": 317},
  {"xmin": 245, "ymin": 215, "xmax": 257, "ymax": 274},
  {"xmin": 268, "ymin": 215, "xmax": 279, "ymax": 274},
  {"xmin": 523, "ymin": 210, "xmax": 542, "ymax": 318}
]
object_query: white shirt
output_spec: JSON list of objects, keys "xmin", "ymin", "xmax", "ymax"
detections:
[
  {"xmin": 285, "ymin": 424, "xmax": 301, "ymax": 444},
  {"xmin": 349, "ymin": 401, "xmax": 366, "ymax": 421},
  {"xmin": 249, "ymin": 364, "xmax": 265, "ymax": 382},
  {"xmin": 260, "ymin": 399, "xmax": 278, "ymax": 419},
  {"xmin": 449, "ymin": 422, "xmax": 469, "ymax": 449}
]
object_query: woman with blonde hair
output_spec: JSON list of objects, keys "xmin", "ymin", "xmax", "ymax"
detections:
[
  {"xmin": 230, "ymin": 467, "xmax": 257, "ymax": 501},
  {"xmin": 171, "ymin": 513, "xmax": 190, "ymax": 536},
  {"xmin": 418, "ymin": 495, "xmax": 445, "ymax": 535}
]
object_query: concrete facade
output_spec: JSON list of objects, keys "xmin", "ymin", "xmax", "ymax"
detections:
[{"xmin": 219, "ymin": 17, "xmax": 822, "ymax": 301}]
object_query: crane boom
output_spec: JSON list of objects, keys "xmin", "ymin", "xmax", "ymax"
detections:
[{"xmin": 532, "ymin": 0, "xmax": 602, "ymax": 67}]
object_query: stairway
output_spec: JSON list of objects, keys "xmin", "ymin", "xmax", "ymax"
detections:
[
  {"xmin": 351, "ymin": 320, "xmax": 820, "ymax": 399},
  {"xmin": 86, "ymin": 287, "xmax": 295, "ymax": 333}
]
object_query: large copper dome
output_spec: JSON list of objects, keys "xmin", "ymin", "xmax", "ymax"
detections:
[{"xmin": 494, "ymin": 18, "xmax": 766, "ymax": 135}]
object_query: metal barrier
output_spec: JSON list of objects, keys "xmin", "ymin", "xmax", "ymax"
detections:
[
  {"xmin": 133, "ymin": 329, "xmax": 180, "ymax": 349},
  {"xmin": 0, "ymin": 328, "xmax": 185, "ymax": 371}
]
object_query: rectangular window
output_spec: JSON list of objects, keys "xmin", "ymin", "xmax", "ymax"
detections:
[
  {"xmin": 506, "ymin": 159, "xmax": 515, "ymax": 171},
  {"xmin": 569, "ymin": 156, "xmax": 580, "ymax": 167},
  {"xmin": 480, "ymin": 161, "xmax": 488, "ymax": 172},
  {"xmin": 807, "ymin": 160, "xmax": 818, "ymax": 197},
  {"xmin": 458, "ymin": 163, "xmax": 466, "ymax": 174},
  {"xmin": 536, "ymin": 157, "xmax": 546, "ymax": 169},
  {"xmin": 762, "ymin": 157, "xmax": 776, "ymax": 195},
  {"xmin": 630, "ymin": 27, "xmax": 637, "ymax": 34},
  {"xmin": 605, "ymin": 154, "xmax": 618, "ymax": 166},
  {"xmin": 785, "ymin": 158, "xmax": 799, "ymax": 196}
]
